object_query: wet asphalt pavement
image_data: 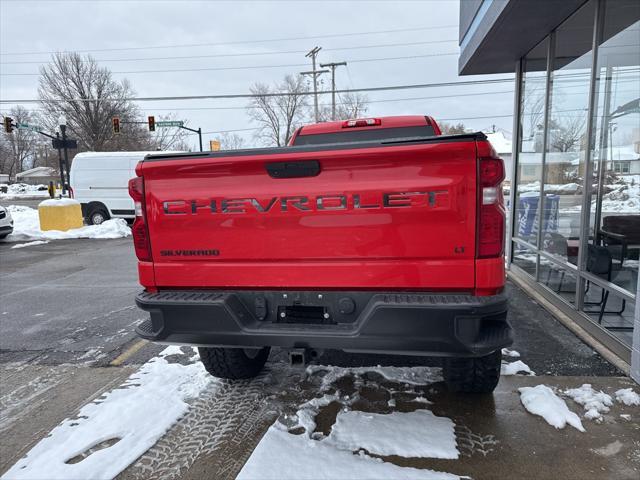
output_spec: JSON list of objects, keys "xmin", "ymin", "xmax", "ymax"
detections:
[{"xmin": 0, "ymin": 232, "xmax": 638, "ymax": 479}]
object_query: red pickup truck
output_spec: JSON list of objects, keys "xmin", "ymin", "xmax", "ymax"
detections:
[{"xmin": 130, "ymin": 115, "xmax": 511, "ymax": 393}]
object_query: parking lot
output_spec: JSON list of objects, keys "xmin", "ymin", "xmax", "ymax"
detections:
[{"xmin": 1, "ymin": 221, "xmax": 639, "ymax": 480}]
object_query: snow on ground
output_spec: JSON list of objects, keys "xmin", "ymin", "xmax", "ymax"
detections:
[
  {"xmin": 239, "ymin": 365, "xmax": 460, "ymax": 480},
  {"xmin": 501, "ymin": 360, "xmax": 535, "ymax": 376},
  {"xmin": 0, "ymin": 183, "xmax": 49, "ymax": 199},
  {"xmin": 518, "ymin": 385, "xmax": 585, "ymax": 432},
  {"xmin": 11, "ymin": 240, "xmax": 49, "ymax": 249},
  {"xmin": 328, "ymin": 410, "xmax": 458, "ymax": 459},
  {"xmin": 501, "ymin": 348, "xmax": 521, "ymax": 358},
  {"xmin": 615, "ymin": 388, "xmax": 640, "ymax": 406},
  {"xmin": 517, "ymin": 182, "xmax": 581, "ymax": 195},
  {"xmin": 564, "ymin": 384, "xmax": 613, "ymax": 421},
  {"xmin": 306, "ymin": 364, "xmax": 442, "ymax": 392},
  {"xmin": 2, "ymin": 347, "xmax": 216, "ymax": 480},
  {"xmin": 2, "ymin": 206, "xmax": 130, "ymax": 242},
  {"xmin": 237, "ymin": 424, "xmax": 459, "ymax": 480}
]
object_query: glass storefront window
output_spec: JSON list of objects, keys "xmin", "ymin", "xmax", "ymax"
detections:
[
  {"xmin": 541, "ymin": 0, "xmax": 597, "ymax": 265},
  {"xmin": 513, "ymin": 39, "xmax": 548, "ymax": 246},
  {"xmin": 586, "ymin": 0, "xmax": 640, "ymax": 297},
  {"xmin": 509, "ymin": 0, "xmax": 639, "ymax": 360},
  {"xmin": 512, "ymin": 241, "xmax": 537, "ymax": 278}
]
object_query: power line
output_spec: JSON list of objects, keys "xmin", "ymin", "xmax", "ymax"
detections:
[
  {"xmin": 0, "ymin": 77, "xmax": 515, "ymax": 104},
  {"xmin": 0, "ymin": 90, "xmax": 515, "ymax": 114},
  {"xmin": 0, "ymin": 39, "xmax": 459, "ymax": 65},
  {"xmin": 0, "ymin": 25, "xmax": 458, "ymax": 56},
  {"xmin": 1, "ymin": 51, "xmax": 460, "ymax": 76}
]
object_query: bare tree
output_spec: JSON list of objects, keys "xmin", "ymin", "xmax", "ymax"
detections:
[
  {"xmin": 319, "ymin": 92, "xmax": 369, "ymax": 121},
  {"xmin": 38, "ymin": 52, "xmax": 147, "ymax": 151},
  {"xmin": 218, "ymin": 132, "xmax": 246, "ymax": 150},
  {"xmin": 440, "ymin": 122, "xmax": 468, "ymax": 135},
  {"xmin": 548, "ymin": 115, "xmax": 587, "ymax": 152},
  {"xmin": 0, "ymin": 106, "xmax": 38, "ymax": 177},
  {"xmin": 248, "ymin": 75, "xmax": 309, "ymax": 147},
  {"xmin": 150, "ymin": 113, "xmax": 191, "ymax": 151}
]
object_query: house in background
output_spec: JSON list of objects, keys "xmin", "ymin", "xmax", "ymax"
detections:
[
  {"xmin": 486, "ymin": 130, "xmax": 512, "ymax": 181},
  {"xmin": 15, "ymin": 166, "xmax": 59, "ymax": 186},
  {"xmin": 0, "ymin": 173, "xmax": 9, "ymax": 184}
]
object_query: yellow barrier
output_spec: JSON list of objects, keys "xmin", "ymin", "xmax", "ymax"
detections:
[{"xmin": 38, "ymin": 199, "xmax": 84, "ymax": 231}]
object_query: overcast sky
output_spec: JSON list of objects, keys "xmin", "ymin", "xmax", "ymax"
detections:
[{"xmin": 0, "ymin": 0, "xmax": 515, "ymax": 150}]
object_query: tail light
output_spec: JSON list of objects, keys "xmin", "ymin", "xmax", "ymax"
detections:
[
  {"xmin": 342, "ymin": 118, "xmax": 381, "ymax": 128},
  {"xmin": 477, "ymin": 146, "xmax": 505, "ymax": 259},
  {"xmin": 128, "ymin": 176, "xmax": 152, "ymax": 262},
  {"xmin": 68, "ymin": 186, "xmax": 74, "ymax": 199}
]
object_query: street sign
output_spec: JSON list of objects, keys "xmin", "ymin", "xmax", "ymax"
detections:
[
  {"xmin": 52, "ymin": 138, "xmax": 78, "ymax": 149},
  {"xmin": 17, "ymin": 123, "xmax": 42, "ymax": 132},
  {"xmin": 156, "ymin": 121, "xmax": 184, "ymax": 128},
  {"xmin": 210, "ymin": 140, "xmax": 221, "ymax": 151}
]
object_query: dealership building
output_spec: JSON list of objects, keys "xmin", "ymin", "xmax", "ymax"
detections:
[{"xmin": 459, "ymin": 0, "xmax": 639, "ymax": 381}]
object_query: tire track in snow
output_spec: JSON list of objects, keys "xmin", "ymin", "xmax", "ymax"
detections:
[{"xmin": 124, "ymin": 364, "xmax": 296, "ymax": 480}]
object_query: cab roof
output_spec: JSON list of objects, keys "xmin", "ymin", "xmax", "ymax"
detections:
[{"xmin": 297, "ymin": 115, "xmax": 440, "ymax": 136}]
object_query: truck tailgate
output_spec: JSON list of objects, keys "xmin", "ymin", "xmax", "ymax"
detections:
[{"xmin": 141, "ymin": 140, "xmax": 478, "ymax": 290}]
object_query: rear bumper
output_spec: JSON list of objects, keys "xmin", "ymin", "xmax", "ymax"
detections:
[{"xmin": 135, "ymin": 290, "xmax": 511, "ymax": 357}]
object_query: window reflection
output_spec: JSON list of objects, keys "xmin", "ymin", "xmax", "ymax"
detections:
[
  {"xmin": 541, "ymin": 0, "xmax": 596, "ymax": 265},
  {"xmin": 587, "ymin": 0, "xmax": 639, "ymax": 297},
  {"xmin": 514, "ymin": 39, "xmax": 548, "ymax": 246}
]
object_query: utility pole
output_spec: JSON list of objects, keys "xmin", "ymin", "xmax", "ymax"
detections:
[
  {"xmin": 300, "ymin": 47, "xmax": 328, "ymax": 122},
  {"xmin": 319, "ymin": 61, "xmax": 347, "ymax": 121}
]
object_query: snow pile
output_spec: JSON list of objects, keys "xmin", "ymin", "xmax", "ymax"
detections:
[
  {"xmin": 11, "ymin": 240, "xmax": 49, "ymax": 249},
  {"xmin": 0, "ymin": 183, "xmax": 48, "ymax": 199},
  {"xmin": 2, "ymin": 347, "xmax": 215, "ymax": 480},
  {"xmin": 237, "ymin": 425, "xmax": 459, "ymax": 480},
  {"xmin": 565, "ymin": 384, "xmax": 613, "ymax": 421},
  {"xmin": 2, "ymin": 206, "xmax": 130, "ymax": 242},
  {"xmin": 615, "ymin": 388, "xmax": 640, "ymax": 406},
  {"xmin": 501, "ymin": 348, "xmax": 521, "ymax": 358},
  {"xmin": 501, "ymin": 360, "xmax": 535, "ymax": 376},
  {"xmin": 599, "ymin": 182, "xmax": 640, "ymax": 213},
  {"xmin": 518, "ymin": 385, "xmax": 585, "ymax": 432},
  {"xmin": 328, "ymin": 410, "xmax": 458, "ymax": 459},
  {"xmin": 517, "ymin": 182, "xmax": 580, "ymax": 195}
]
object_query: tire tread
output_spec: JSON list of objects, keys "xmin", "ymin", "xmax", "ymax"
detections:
[
  {"xmin": 444, "ymin": 350, "xmax": 501, "ymax": 393},
  {"xmin": 198, "ymin": 347, "xmax": 270, "ymax": 380}
]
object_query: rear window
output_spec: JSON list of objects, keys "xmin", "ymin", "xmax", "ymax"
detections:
[{"xmin": 292, "ymin": 125, "xmax": 437, "ymax": 146}]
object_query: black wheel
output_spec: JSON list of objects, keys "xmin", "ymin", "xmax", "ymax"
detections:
[
  {"xmin": 87, "ymin": 206, "xmax": 109, "ymax": 225},
  {"xmin": 198, "ymin": 346, "xmax": 270, "ymax": 380},
  {"xmin": 444, "ymin": 350, "xmax": 501, "ymax": 393}
]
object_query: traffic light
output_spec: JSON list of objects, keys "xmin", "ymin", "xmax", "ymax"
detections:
[
  {"xmin": 148, "ymin": 116, "xmax": 155, "ymax": 132},
  {"xmin": 112, "ymin": 117, "xmax": 120, "ymax": 134},
  {"xmin": 3, "ymin": 116, "xmax": 13, "ymax": 133}
]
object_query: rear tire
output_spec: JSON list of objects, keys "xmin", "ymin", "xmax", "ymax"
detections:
[
  {"xmin": 198, "ymin": 346, "xmax": 270, "ymax": 380},
  {"xmin": 444, "ymin": 350, "xmax": 501, "ymax": 393}
]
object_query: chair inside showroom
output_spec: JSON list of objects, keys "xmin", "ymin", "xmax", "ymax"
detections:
[
  {"xmin": 542, "ymin": 233, "xmax": 577, "ymax": 293},
  {"xmin": 599, "ymin": 214, "xmax": 640, "ymax": 267},
  {"xmin": 584, "ymin": 244, "xmax": 636, "ymax": 330}
]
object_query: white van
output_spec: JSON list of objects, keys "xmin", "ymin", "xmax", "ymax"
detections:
[{"xmin": 70, "ymin": 151, "xmax": 164, "ymax": 225}]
